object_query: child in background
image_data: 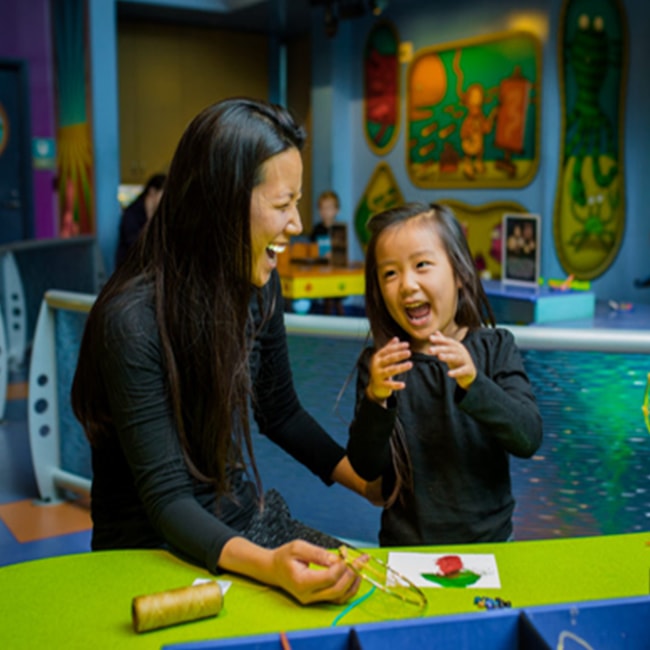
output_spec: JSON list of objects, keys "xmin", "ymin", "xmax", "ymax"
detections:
[
  {"xmin": 348, "ymin": 202, "xmax": 542, "ymax": 546},
  {"xmin": 310, "ymin": 190, "xmax": 340, "ymax": 248},
  {"xmin": 311, "ymin": 190, "xmax": 345, "ymax": 315}
]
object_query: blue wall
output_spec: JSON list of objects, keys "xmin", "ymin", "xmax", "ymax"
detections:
[
  {"xmin": 310, "ymin": 0, "xmax": 650, "ymax": 304},
  {"xmin": 88, "ymin": 0, "xmax": 121, "ymax": 276},
  {"xmin": 4, "ymin": 0, "xmax": 649, "ymax": 302}
]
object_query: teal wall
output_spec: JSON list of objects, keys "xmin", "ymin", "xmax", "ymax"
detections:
[
  {"xmin": 88, "ymin": 0, "xmax": 121, "ymax": 272},
  {"xmin": 310, "ymin": 0, "xmax": 650, "ymax": 304},
  {"xmin": 4, "ymin": 0, "xmax": 649, "ymax": 302}
]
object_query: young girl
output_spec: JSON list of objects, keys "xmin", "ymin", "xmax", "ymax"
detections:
[{"xmin": 348, "ymin": 202, "xmax": 543, "ymax": 546}]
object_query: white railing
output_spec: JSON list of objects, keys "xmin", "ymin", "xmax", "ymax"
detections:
[
  {"xmin": 285, "ymin": 314, "xmax": 650, "ymax": 354},
  {"xmin": 27, "ymin": 293, "xmax": 650, "ymax": 503}
]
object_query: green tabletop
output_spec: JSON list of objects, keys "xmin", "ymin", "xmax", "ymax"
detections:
[{"xmin": 1, "ymin": 532, "xmax": 649, "ymax": 649}]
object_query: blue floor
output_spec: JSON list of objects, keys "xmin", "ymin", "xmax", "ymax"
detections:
[{"xmin": 2, "ymin": 299, "xmax": 650, "ymax": 567}]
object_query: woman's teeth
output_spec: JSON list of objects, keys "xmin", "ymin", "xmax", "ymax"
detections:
[
  {"xmin": 267, "ymin": 244, "xmax": 286, "ymax": 257},
  {"xmin": 266, "ymin": 244, "xmax": 286, "ymax": 260}
]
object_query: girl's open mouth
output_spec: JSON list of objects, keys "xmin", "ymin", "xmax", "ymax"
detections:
[{"xmin": 405, "ymin": 302, "xmax": 431, "ymax": 325}]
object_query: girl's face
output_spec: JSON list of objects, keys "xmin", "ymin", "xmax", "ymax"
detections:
[
  {"xmin": 375, "ymin": 217, "xmax": 461, "ymax": 353},
  {"xmin": 250, "ymin": 148, "xmax": 303, "ymax": 287}
]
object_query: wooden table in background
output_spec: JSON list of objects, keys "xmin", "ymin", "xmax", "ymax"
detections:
[{"xmin": 280, "ymin": 262, "xmax": 365, "ymax": 302}]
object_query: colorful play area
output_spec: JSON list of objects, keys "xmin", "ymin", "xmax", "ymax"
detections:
[{"xmin": 1, "ymin": 0, "xmax": 650, "ymax": 648}]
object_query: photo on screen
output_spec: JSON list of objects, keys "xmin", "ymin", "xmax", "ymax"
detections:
[{"xmin": 501, "ymin": 213, "xmax": 540, "ymax": 287}]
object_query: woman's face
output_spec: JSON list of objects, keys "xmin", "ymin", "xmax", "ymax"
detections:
[{"xmin": 250, "ymin": 148, "xmax": 303, "ymax": 287}]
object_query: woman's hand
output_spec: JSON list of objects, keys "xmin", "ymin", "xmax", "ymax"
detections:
[
  {"xmin": 366, "ymin": 337, "xmax": 412, "ymax": 404},
  {"xmin": 428, "ymin": 331, "xmax": 476, "ymax": 390},
  {"xmin": 270, "ymin": 540, "xmax": 361, "ymax": 605},
  {"xmin": 219, "ymin": 537, "xmax": 360, "ymax": 605}
]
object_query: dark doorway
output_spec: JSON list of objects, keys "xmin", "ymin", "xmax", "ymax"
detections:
[{"xmin": 0, "ymin": 60, "xmax": 34, "ymax": 244}]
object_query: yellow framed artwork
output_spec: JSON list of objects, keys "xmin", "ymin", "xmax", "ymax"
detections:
[{"xmin": 406, "ymin": 31, "xmax": 541, "ymax": 189}]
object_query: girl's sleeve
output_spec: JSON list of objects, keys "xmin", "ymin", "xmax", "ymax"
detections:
[
  {"xmin": 346, "ymin": 348, "xmax": 396, "ymax": 481},
  {"xmin": 459, "ymin": 328, "xmax": 543, "ymax": 458},
  {"xmin": 99, "ymin": 305, "xmax": 237, "ymax": 572},
  {"xmin": 251, "ymin": 275, "xmax": 345, "ymax": 484}
]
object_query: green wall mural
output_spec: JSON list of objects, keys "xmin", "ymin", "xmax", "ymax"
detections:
[
  {"xmin": 553, "ymin": 0, "xmax": 627, "ymax": 280},
  {"xmin": 354, "ymin": 162, "xmax": 404, "ymax": 249},
  {"xmin": 52, "ymin": 0, "xmax": 95, "ymax": 236},
  {"xmin": 363, "ymin": 21, "xmax": 400, "ymax": 155},
  {"xmin": 406, "ymin": 31, "xmax": 541, "ymax": 189}
]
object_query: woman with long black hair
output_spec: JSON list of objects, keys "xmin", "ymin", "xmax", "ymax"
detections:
[{"xmin": 72, "ymin": 98, "xmax": 372, "ymax": 605}]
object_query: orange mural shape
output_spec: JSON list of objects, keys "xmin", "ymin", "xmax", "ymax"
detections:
[{"xmin": 409, "ymin": 53, "xmax": 447, "ymax": 121}]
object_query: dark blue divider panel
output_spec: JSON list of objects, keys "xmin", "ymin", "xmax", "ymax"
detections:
[
  {"xmin": 11, "ymin": 237, "xmax": 104, "ymax": 341},
  {"xmin": 163, "ymin": 597, "xmax": 650, "ymax": 650},
  {"xmin": 55, "ymin": 308, "xmax": 91, "ymax": 481},
  {"xmin": 257, "ymin": 333, "xmax": 650, "ymax": 545},
  {"xmin": 0, "ymin": 236, "xmax": 105, "ymax": 367},
  {"xmin": 163, "ymin": 608, "xmax": 550, "ymax": 650},
  {"xmin": 523, "ymin": 596, "xmax": 650, "ymax": 649}
]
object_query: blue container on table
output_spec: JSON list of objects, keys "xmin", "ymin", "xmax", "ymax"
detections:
[
  {"xmin": 521, "ymin": 595, "xmax": 650, "ymax": 650},
  {"xmin": 164, "ymin": 608, "xmax": 544, "ymax": 650},
  {"xmin": 164, "ymin": 596, "xmax": 650, "ymax": 650}
]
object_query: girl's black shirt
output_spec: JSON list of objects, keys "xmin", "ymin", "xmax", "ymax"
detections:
[{"xmin": 348, "ymin": 327, "xmax": 543, "ymax": 546}]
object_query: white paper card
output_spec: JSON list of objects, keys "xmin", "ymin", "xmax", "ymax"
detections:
[
  {"xmin": 387, "ymin": 552, "xmax": 501, "ymax": 589},
  {"xmin": 193, "ymin": 578, "xmax": 232, "ymax": 594}
]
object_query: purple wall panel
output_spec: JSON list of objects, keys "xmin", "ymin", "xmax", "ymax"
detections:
[{"xmin": 0, "ymin": 0, "xmax": 57, "ymax": 238}]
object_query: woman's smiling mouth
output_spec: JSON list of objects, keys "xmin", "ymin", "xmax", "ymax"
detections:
[{"xmin": 266, "ymin": 243, "xmax": 286, "ymax": 261}]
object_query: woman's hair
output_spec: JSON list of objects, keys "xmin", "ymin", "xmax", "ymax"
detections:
[
  {"xmin": 362, "ymin": 201, "xmax": 495, "ymax": 505},
  {"xmin": 364, "ymin": 201, "xmax": 495, "ymax": 348},
  {"xmin": 72, "ymin": 98, "xmax": 306, "ymax": 496}
]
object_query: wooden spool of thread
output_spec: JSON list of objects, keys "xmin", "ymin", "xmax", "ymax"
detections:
[{"xmin": 132, "ymin": 581, "xmax": 223, "ymax": 633}]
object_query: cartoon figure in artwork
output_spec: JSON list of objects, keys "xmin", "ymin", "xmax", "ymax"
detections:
[
  {"xmin": 552, "ymin": 0, "xmax": 626, "ymax": 281},
  {"xmin": 452, "ymin": 50, "xmax": 498, "ymax": 180},
  {"xmin": 564, "ymin": 11, "xmax": 620, "ymax": 210}
]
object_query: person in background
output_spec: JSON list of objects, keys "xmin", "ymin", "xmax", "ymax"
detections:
[
  {"xmin": 72, "ymin": 98, "xmax": 375, "ymax": 605},
  {"xmin": 114, "ymin": 173, "xmax": 166, "ymax": 268},
  {"xmin": 310, "ymin": 190, "xmax": 345, "ymax": 315},
  {"xmin": 310, "ymin": 190, "xmax": 340, "ymax": 245},
  {"xmin": 347, "ymin": 201, "xmax": 543, "ymax": 546}
]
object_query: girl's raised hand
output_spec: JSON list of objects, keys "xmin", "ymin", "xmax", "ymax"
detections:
[
  {"xmin": 428, "ymin": 331, "xmax": 476, "ymax": 390},
  {"xmin": 366, "ymin": 337, "xmax": 412, "ymax": 403}
]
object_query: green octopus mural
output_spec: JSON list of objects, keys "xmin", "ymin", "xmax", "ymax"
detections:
[{"xmin": 553, "ymin": 0, "xmax": 627, "ymax": 280}]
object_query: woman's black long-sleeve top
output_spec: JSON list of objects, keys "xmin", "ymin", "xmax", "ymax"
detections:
[{"xmin": 88, "ymin": 271, "xmax": 345, "ymax": 572}]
